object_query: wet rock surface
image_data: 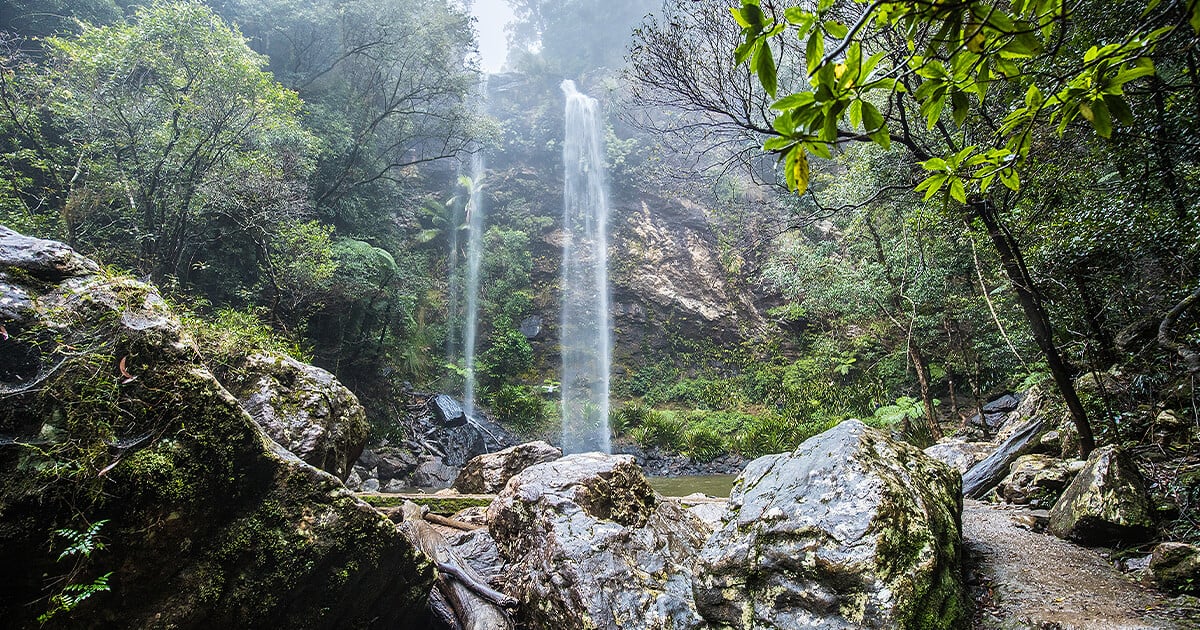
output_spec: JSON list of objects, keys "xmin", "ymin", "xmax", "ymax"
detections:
[
  {"xmin": 1048, "ymin": 445, "xmax": 1155, "ymax": 545},
  {"xmin": 693, "ymin": 419, "xmax": 965, "ymax": 630},
  {"xmin": 996, "ymin": 454, "xmax": 1077, "ymax": 508},
  {"xmin": 925, "ymin": 439, "xmax": 994, "ymax": 474},
  {"xmin": 486, "ymin": 453, "xmax": 708, "ymax": 630},
  {"xmin": 963, "ymin": 415, "xmax": 1051, "ymax": 498},
  {"xmin": 223, "ymin": 352, "xmax": 369, "ymax": 481},
  {"xmin": 452, "ymin": 440, "xmax": 562, "ymax": 494},
  {"xmin": 0, "ymin": 230, "xmax": 432, "ymax": 628}
]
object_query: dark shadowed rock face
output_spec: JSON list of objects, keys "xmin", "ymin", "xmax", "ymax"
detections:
[
  {"xmin": 452, "ymin": 440, "xmax": 561, "ymax": 494},
  {"xmin": 224, "ymin": 352, "xmax": 368, "ymax": 481},
  {"xmin": 1048, "ymin": 445, "xmax": 1154, "ymax": 545},
  {"xmin": 693, "ymin": 420, "xmax": 966, "ymax": 630},
  {"xmin": 0, "ymin": 229, "xmax": 432, "ymax": 628},
  {"xmin": 486, "ymin": 453, "xmax": 708, "ymax": 630}
]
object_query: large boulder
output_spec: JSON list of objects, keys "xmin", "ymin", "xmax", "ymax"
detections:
[
  {"xmin": 224, "ymin": 352, "xmax": 369, "ymax": 481},
  {"xmin": 0, "ymin": 229, "xmax": 433, "ymax": 628},
  {"xmin": 693, "ymin": 420, "xmax": 965, "ymax": 630},
  {"xmin": 486, "ymin": 453, "xmax": 708, "ymax": 629},
  {"xmin": 996, "ymin": 454, "xmax": 1077, "ymax": 507},
  {"xmin": 1149, "ymin": 542, "xmax": 1200, "ymax": 595},
  {"xmin": 452, "ymin": 440, "xmax": 562, "ymax": 494},
  {"xmin": 1048, "ymin": 445, "xmax": 1155, "ymax": 545}
]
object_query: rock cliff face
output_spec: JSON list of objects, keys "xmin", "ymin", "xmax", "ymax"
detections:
[{"xmin": 0, "ymin": 228, "xmax": 432, "ymax": 628}]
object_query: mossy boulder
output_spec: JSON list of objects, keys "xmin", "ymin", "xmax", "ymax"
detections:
[
  {"xmin": 1149, "ymin": 542, "xmax": 1200, "ymax": 595},
  {"xmin": 693, "ymin": 419, "xmax": 966, "ymax": 630},
  {"xmin": 996, "ymin": 454, "xmax": 1076, "ymax": 508},
  {"xmin": 223, "ymin": 352, "xmax": 369, "ymax": 481},
  {"xmin": 0, "ymin": 229, "xmax": 433, "ymax": 628},
  {"xmin": 1048, "ymin": 445, "xmax": 1154, "ymax": 545},
  {"xmin": 486, "ymin": 453, "xmax": 708, "ymax": 629}
]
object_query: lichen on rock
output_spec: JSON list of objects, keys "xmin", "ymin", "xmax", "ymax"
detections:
[
  {"xmin": 693, "ymin": 419, "xmax": 966, "ymax": 630},
  {"xmin": 0, "ymin": 228, "xmax": 433, "ymax": 628}
]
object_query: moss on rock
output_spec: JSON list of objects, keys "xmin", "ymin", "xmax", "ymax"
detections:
[{"xmin": 0, "ymin": 231, "xmax": 433, "ymax": 628}]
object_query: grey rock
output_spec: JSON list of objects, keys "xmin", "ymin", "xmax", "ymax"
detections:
[
  {"xmin": 963, "ymin": 415, "xmax": 1051, "ymax": 498},
  {"xmin": 375, "ymin": 447, "xmax": 418, "ymax": 481},
  {"xmin": 694, "ymin": 420, "xmax": 965, "ymax": 630},
  {"xmin": 519, "ymin": 315, "xmax": 542, "ymax": 338},
  {"xmin": 361, "ymin": 478, "xmax": 381, "ymax": 492},
  {"xmin": 1048, "ymin": 445, "xmax": 1154, "ymax": 545},
  {"xmin": 925, "ymin": 439, "xmax": 993, "ymax": 474},
  {"xmin": 452, "ymin": 440, "xmax": 561, "ymax": 494},
  {"xmin": 1150, "ymin": 542, "xmax": 1200, "ymax": 594},
  {"xmin": 487, "ymin": 453, "xmax": 708, "ymax": 630},
  {"xmin": 382, "ymin": 479, "xmax": 408, "ymax": 493},
  {"xmin": 446, "ymin": 528, "xmax": 507, "ymax": 584},
  {"xmin": 224, "ymin": 352, "xmax": 368, "ymax": 481},
  {"xmin": 411, "ymin": 456, "xmax": 458, "ymax": 489},
  {"xmin": 0, "ymin": 226, "xmax": 99, "ymax": 280},
  {"xmin": 996, "ymin": 454, "xmax": 1075, "ymax": 507}
]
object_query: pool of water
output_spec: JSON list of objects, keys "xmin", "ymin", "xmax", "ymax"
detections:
[{"xmin": 647, "ymin": 474, "xmax": 738, "ymax": 498}]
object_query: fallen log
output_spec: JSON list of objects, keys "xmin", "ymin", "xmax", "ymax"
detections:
[
  {"xmin": 426, "ymin": 512, "xmax": 485, "ymax": 532},
  {"xmin": 398, "ymin": 501, "xmax": 515, "ymax": 630}
]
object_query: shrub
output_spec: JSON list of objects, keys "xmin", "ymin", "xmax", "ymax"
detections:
[
  {"xmin": 610, "ymin": 401, "xmax": 652, "ymax": 437},
  {"xmin": 631, "ymin": 410, "xmax": 687, "ymax": 452},
  {"xmin": 489, "ymin": 384, "xmax": 548, "ymax": 434}
]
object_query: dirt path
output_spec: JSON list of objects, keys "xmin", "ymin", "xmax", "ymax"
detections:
[{"xmin": 964, "ymin": 500, "xmax": 1196, "ymax": 629}]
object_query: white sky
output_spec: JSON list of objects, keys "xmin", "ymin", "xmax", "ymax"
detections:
[{"xmin": 469, "ymin": 0, "xmax": 516, "ymax": 74}]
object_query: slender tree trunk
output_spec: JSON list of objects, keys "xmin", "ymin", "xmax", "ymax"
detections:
[
  {"xmin": 909, "ymin": 344, "xmax": 943, "ymax": 442},
  {"xmin": 970, "ymin": 197, "xmax": 1096, "ymax": 457}
]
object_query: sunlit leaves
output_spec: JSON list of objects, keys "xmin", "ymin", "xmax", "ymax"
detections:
[{"xmin": 731, "ymin": 0, "xmax": 1173, "ymax": 198}]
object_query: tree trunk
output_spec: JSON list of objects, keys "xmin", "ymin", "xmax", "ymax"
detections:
[
  {"xmin": 397, "ymin": 501, "xmax": 515, "ymax": 630},
  {"xmin": 909, "ymin": 344, "xmax": 943, "ymax": 442},
  {"xmin": 970, "ymin": 197, "xmax": 1096, "ymax": 457}
]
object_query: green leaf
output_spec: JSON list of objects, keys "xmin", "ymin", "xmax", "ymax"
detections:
[
  {"xmin": 848, "ymin": 99, "xmax": 863, "ymax": 129},
  {"xmin": 824, "ymin": 20, "xmax": 849, "ymax": 39},
  {"xmin": 1088, "ymin": 98, "xmax": 1112, "ymax": 138},
  {"xmin": 785, "ymin": 146, "xmax": 811, "ymax": 194},
  {"xmin": 951, "ymin": 91, "xmax": 970, "ymax": 127},
  {"xmin": 999, "ymin": 168, "xmax": 1020, "ymax": 191},
  {"xmin": 756, "ymin": 40, "xmax": 778, "ymax": 97},
  {"xmin": 861, "ymin": 100, "xmax": 884, "ymax": 132},
  {"xmin": 950, "ymin": 178, "xmax": 967, "ymax": 203},
  {"xmin": 806, "ymin": 31, "xmax": 825, "ymax": 75},
  {"xmin": 771, "ymin": 92, "xmax": 816, "ymax": 110},
  {"xmin": 763, "ymin": 136, "xmax": 795, "ymax": 151},
  {"xmin": 1103, "ymin": 94, "xmax": 1133, "ymax": 126}
]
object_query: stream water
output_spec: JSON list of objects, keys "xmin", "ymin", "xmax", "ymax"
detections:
[{"xmin": 647, "ymin": 474, "xmax": 737, "ymax": 498}]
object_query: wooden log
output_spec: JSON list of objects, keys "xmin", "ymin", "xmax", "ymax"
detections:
[
  {"xmin": 425, "ymin": 512, "xmax": 485, "ymax": 532},
  {"xmin": 398, "ymin": 501, "xmax": 514, "ymax": 630}
]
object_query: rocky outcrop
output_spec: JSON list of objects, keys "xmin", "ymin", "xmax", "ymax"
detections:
[
  {"xmin": 0, "ymin": 229, "xmax": 432, "ymax": 627},
  {"xmin": 486, "ymin": 453, "xmax": 708, "ymax": 629},
  {"xmin": 1048, "ymin": 445, "xmax": 1155, "ymax": 545},
  {"xmin": 996, "ymin": 455, "xmax": 1077, "ymax": 507},
  {"xmin": 1149, "ymin": 542, "xmax": 1200, "ymax": 595},
  {"xmin": 693, "ymin": 420, "xmax": 965, "ymax": 630},
  {"xmin": 452, "ymin": 440, "xmax": 561, "ymax": 494},
  {"xmin": 223, "ymin": 352, "xmax": 368, "ymax": 481}
]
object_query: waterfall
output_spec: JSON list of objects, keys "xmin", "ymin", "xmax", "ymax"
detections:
[
  {"xmin": 560, "ymin": 79, "xmax": 612, "ymax": 455},
  {"xmin": 462, "ymin": 151, "xmax": 486, "ymax": 420}
]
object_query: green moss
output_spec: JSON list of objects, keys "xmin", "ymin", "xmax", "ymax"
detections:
[{"xmin": 358, "ymin": 493, "xmax": 494, "ymax": 514}]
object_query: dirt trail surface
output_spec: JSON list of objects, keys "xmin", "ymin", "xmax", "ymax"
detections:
[{"xmin": 965, "ymin": 500, "xmax": 1196, "ymax": 629}]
